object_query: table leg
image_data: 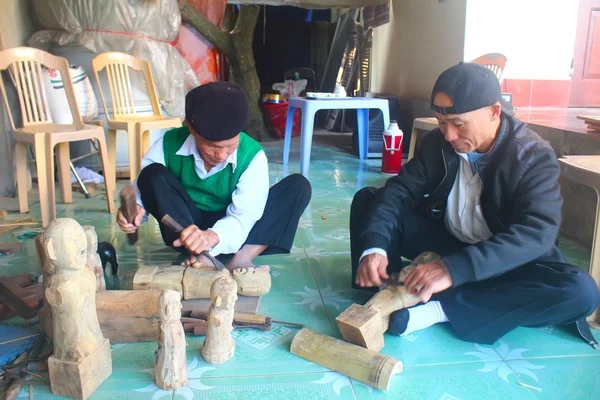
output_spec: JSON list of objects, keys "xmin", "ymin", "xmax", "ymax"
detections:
[
  {"xmin": 299, "ymin": 110, "xmax": 316, "ymax": 177},
  {"xmin": 588, "ymin": 190, "xmax": 600, "ymax": 329},
  {"xmin": 283, "ymin": 106, "xmax": 296, "ymax": 166},
  {"xmin": 356, "ymin": 109, "xmax": 369, "ymax": 160}
]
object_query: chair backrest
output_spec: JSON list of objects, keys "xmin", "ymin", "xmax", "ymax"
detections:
[
  {"xmin": 91, "ymin": 52, "xmax": 162, "ymax": 120},
  {"xmin": 470, "ymin": 53, "xmax": 508, "ymax": 82},
  {"xmin": 0, "ymin": 47, "xmax": 84, "ymax": 130}
]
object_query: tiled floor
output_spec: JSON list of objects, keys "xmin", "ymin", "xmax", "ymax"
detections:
[{"xmin": 1, "ymin": 135, "xmax": 599, "ymax": 399}]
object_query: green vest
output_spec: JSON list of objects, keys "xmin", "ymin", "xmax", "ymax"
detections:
[{"xmin": 163, "ymin": 126, "xmax": 263, "ymax": 212}]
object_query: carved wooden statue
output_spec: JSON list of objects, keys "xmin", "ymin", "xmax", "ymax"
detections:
[
  {"xmin": 155, "ymin": 289, "xmax": 187, "ymax": 390},
  {"xmin": 336, "ymin": 252, "xmax": 440, "ymax": 351},
  {"xmin": 44, "ymin": 218, "xmax": 112, "ymax": 400},
  {"xmin": 232, "ymin": 267, "xmax": 271, "ymax": 296},
  {"xmin": 84, "ymin": 225, "xmax": 106, "ymax": 292},
  {"xmin": 37, "ymin": 231, "xmax": 53, "ymax": 340},
  {"xmin": 201, "ymin": 276, "xmax": 238, "ymax": 364}
]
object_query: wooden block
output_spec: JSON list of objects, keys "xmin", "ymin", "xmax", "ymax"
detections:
[
  {"xmin": 336, "ymin": 304, "xmax": 383, "ymax": 350},
  {"xmin": 48, "ymin": 338, "xmax": 112, "ymax": 400},
  {"xmin": 133, "ymin": 266, "xmax": 185, "ymax": 297},
  {"xmin": 181, "ymin": 294, "xmax": 260, "ymax": 315},
  {"xmin": 182, "ymin": 267, "xmax": 229, "ymax": 299},
  {"xmin": 96, "ymin": 290, "xmax": 162, "ymax": 343},
  {"xmin": 0, "ymin": 281, "xmax": 37, "ymax": 320}
]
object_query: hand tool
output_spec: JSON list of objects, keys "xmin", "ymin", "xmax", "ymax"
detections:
[{"xmin": 161, "ymin": 214, "xmax": 226, "ymax": 271}]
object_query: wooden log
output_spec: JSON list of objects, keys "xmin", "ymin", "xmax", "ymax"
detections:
[
  {"xmin": 96, "ymin": 290, "xmax": 162, "ymax": 343},
  {"xmin": 133, "ymin": 266, "xmax": 185, "ymax": 297},
  {"xmin": 336, "ymin": 252, "xmax": 438, "ymax": 351},
  {"xmin": 290, "ymin": 328, "xmax": 402, "ymax": 391}
]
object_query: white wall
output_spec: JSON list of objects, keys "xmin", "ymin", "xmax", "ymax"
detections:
[
  {"xmin": 370, "ymin": 0, "xmax": 467, "ymax": 100},
  {"xmin": 0, "ymin": 0, "xmax": 35, "ymax": 196},
  {"xmin": 464, "ymin": 0, "xmax": 580, "ymax": 80}
]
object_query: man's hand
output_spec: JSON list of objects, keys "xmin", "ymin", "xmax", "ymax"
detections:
[
  {"xmin": 402, "ymin": 262, "xmax": 453, "ymax": 302},
  {"xmin": 117, "ymin": 204, "xmax": 145, "ymax": 234},
  {"xmin": 356, "ymin": 253, "xmax": 390, "ymax": 287},
  {"xmin": 172, "ymin": 225, "xmax": 219, "ymax": 255}
]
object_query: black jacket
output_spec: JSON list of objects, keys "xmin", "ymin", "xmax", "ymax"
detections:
[{"xmin": 362, "ymin": 114, "xmax": 566, "ymax": 286}]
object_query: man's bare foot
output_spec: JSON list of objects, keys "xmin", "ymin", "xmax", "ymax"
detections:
[{"xmin": 181, "ymin": 254, "xmax": 213, "ymax": 268}]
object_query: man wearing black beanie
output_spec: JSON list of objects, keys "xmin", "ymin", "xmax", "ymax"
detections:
[{"xmin": 116, "ymin": 82, "xmax": 311, "ymax": 271}]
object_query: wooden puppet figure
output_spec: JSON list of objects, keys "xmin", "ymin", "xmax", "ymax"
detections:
[
  {"xmin": 84, "ymin": 225, "xmax": 106, "ymax": 292},
  {"xmin": 232, "ymin": 266, "xmax": 271, "ymax": 296},
  {"xmin": 44, "ymin": 218, "xmax": 112, "ymax": 400},
  {"xmin": 201, "ymin": 276, "xmax": 238, "ymax": 364},
  {"xmin": 155, "ymin": 289, "xmax": 188, "ymax": 390}
]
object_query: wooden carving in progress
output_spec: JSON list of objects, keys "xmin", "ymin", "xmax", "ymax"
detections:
[
  {"xmin": 201, "ymin": 276, "xmax": 238, "ymax": 364},
  {"xmin": 290, "ymin": 328, "xmax": 402, "ymax": 391},
  {"xmin": 155, "ymin": 289, "xmax": 187, "ymax": 390},
  {"xmin": 43, "ymin": 218, "xmax": 112, "ymax": 400},
  {"xmin": 133, "ymin": 265, "xmax": 270, "ymax": 299},
  {"xmin": 36, "ymin": 231, "xmax": 53, "ymax": 340},
  {"xmin": 232, "ymin": 267, "xmax": 271, "ymax": 296},
  {"xmin": 83, "ymin": 225, "xmax": 106, "ymax": 292},
  {"xmin": 43, "ymin": 218, "xmax": 112, "ymax": 399},
  {"xmin": 336, "ymin": 252, "xmax": 440, "ymax": 351}
]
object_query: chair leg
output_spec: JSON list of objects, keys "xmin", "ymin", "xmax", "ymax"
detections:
[
  {"xmin": 96, "ymin": 133, "xmax": 116, "ymax": 214},
  {"xmin": 137, "ymin": 126, "xmax": 150, "ymax": 177},
  {"xmin": 56, "ymin": 142, "xmax": 73, "ymax": 204},
  {"xmin": 15, "ymin": 142, "xmax": 29, "ymax": 213},
  {"xmin": 127, "ymin": 126, "xmax": 139, "ymax": 182},
  {"xmin": 33, "ymin": 135, "xmax": 53, "ymax": 227},
  {"xmin": 108, "ymin": 128, "xmax": 118, "ymax": 192},
  {"xmin": 408, "ymin": 128, "xmax": 419, "ymax": 161}
]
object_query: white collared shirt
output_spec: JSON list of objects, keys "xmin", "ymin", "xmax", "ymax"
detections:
[
  {"xmin": 132, "ymin": 134, "xmax": 269, "ymax": 256},
  {"xmin": 444, "ymin": 152, "xmax": 492, "ymax": 244}
]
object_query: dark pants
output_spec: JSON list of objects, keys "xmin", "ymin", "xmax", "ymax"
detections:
[
  {"xmin": 350, "ymin": 187, "xmax": 600, "ymax": 344},
  {"xmin": 138, "ymin": 163, "xmax": 311, "ymax": 255}
]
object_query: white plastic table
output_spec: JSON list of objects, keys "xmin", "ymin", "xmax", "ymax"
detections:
[{"xmin": 283, "ymin": 97, "xmax": 390, "ymax": 177}]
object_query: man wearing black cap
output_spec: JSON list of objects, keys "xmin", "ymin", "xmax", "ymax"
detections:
[
  {"xmin": 117, "ymin": 82, "xmax": 311, "ymax": 271},
  {"xmin": 350, "ymin": 62, "xmax": 600, "ymax": 346}
]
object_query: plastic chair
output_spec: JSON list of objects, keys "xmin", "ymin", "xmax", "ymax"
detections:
[
  {"xmin": 470, "ymin": 53, "xmax": 508, "ymax": 82},
  {"xmin": 0, "ymin": 47, "xmax": 115, "ymax": 227},
  {"xmin": 91, "ymin": 52, "xmax": 181, "ymax": 182}
]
